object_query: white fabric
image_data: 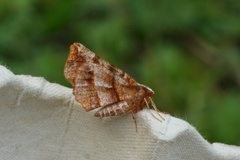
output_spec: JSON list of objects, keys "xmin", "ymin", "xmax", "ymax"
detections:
[{"xmin": 0, "ymin": 65, "xmax": 240, "ymax": 160}]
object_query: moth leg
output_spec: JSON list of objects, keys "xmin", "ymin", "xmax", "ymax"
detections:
[
  {"xmin": 131, "ymin": 112, "xmax": 138, "ymax": 132},
  {"xmin": 149, "ymin": 97, "xmax": 159, "ymax": 112},
  {"xmin": 149, "ymin": 97, "xmax": 165, "ymax": 121},
  {"xmin": 144, "ymin": 98, "xmax": 150, "ymax": 109},
  {"xmin": 144, "ymin": 98, "xmax": 165, "ymax": 122},
  {"xmin": 94, "ymin": 101, "xmax": 130, "ymax": 117}
]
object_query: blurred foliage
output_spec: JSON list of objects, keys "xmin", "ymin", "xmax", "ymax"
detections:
[{"xmin": 0, "ymin": 0, "xmax": 240, "ymax": 145}]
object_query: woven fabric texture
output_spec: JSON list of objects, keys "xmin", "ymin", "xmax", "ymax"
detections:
[{"xmin": 0, "ymin": 65, "xmax": 240, "ymax": 160}]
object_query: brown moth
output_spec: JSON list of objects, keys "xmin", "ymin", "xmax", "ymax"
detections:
[{"xmin": 64, "ymin": 42, "xmax": 160, "ymax": 118}]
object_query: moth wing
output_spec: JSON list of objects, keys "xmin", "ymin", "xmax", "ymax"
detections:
[{"xmin": 64, "ymin": 43, "xmax": 139, "ymax": 111}]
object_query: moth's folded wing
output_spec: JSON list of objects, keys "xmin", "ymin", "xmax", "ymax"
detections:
[
  {"xmin": 73, "ymin": 62, "xmax": 122, "ymax": 111},
  {"xmin": 69, "ymin": 43, "xmax": 139, "ymax": 112},
  {"xmin": 92, "ymin": 57, "xmax": 138, "ymax": 86},
  {"xmin": 94, "ymin": 101, "xmax": 130, "ymax": 117}
]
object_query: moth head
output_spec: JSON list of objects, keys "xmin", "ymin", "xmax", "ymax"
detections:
[{"xmin": 138, "ymin": 83, "xmax": 154, "ymax": 96}]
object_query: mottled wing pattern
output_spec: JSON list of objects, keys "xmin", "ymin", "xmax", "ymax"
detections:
[{"xmin": 64, "ymin": 43, "xmax": 139, "ymax": 112}]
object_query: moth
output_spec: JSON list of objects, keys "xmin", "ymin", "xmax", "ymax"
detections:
[{"xmin": 64, "ymin": 43, "xmax": 162, "ymax": 121}]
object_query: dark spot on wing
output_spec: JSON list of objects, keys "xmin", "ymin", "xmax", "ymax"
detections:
[
  {"xmin": 107, "ymin": 64, "xmax": 116, "ymax": 73},
  {"xmin": 92, "ymin": 56, "xmax": 100, "ymax": 64},
  {"xmin": 118, "ymin": 72, "xmax": 125, "ymax": 79},
  {"xmin": 76, "ymin": 55, "xmax": 86, "ymax": 63}
]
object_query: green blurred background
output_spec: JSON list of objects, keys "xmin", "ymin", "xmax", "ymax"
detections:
[{"xmin": 1, "ymin": 0, "xmax": 240, "ymax": 145}]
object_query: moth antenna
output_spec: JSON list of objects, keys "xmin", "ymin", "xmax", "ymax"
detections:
[{"xmin": 149, "ymin": 97, "xmax": 165, "ymax": 121}]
